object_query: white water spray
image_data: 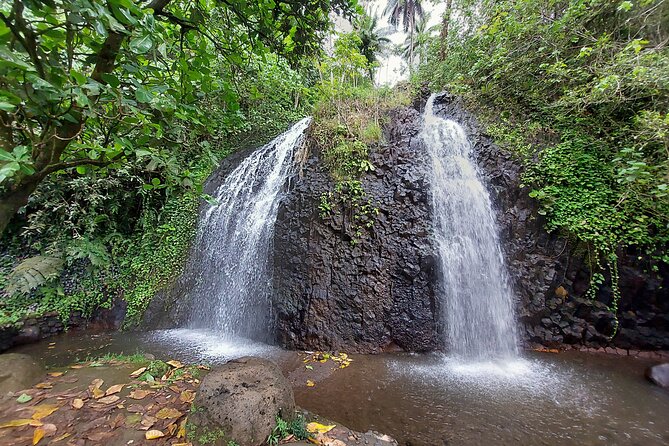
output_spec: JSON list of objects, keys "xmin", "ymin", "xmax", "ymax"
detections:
[
  {"xmin": 422, "ymin": 94, "xmax": 518, "ymax": 360},
  {"xmin": 182, "ymin": 118, "xmax": 311, "ymax": 342}
]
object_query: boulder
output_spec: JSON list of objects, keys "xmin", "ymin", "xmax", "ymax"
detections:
[
  {"xmin": 645, "ymin": 363, "xmax": 669, "ymax": 389},
  {"xmin": 190, "ymin": 356, "xmax": 295, "ymax": 446},
  {"xmin": 0, "ymin": 353, "xmax": 44, "ymax": 394}
]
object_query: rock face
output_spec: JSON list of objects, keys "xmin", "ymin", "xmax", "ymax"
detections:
[
  {"xmin": 430, "ymin": 92, "xmax": 669, "ymax": 351},
  {"xmin": 0, "ymin": 353, "xmax": 44, "ymax": 394},
  {"xmin": 273, "ymin": 107, "xmax": 440, "ymax": 353},
  {"xmin": 645, "ymin": 363, "xmax": 669, "ymax": 388},
  {"xmin": 190, "ymin": 357, "xmax": 295, "ymax": 446}
]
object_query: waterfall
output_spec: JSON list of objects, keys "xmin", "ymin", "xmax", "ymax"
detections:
[
  {"xmin": 421, "ymin": 94, "xmax": 518, "ymax": 360},
  {"xmin": 182, "ymin": 117, "xmax": 311, "ymax": 342}
]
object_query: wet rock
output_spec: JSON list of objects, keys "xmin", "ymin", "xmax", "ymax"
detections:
[
  {"xmin": 190, "ymin": 357, "xmax": 295, "ymax": 446},
  {"xmin": 0, "ymin": 353, "xmax": 44, "ymax": 394},
  {"xmin": 645, "ymin": 363, "xmax": 669, "ymax": 389}
]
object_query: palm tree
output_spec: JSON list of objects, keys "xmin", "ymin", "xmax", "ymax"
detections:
[
  {"xmin": 400, "ymin": 13, "xmax": 434, "ymax": 67},
  {"xmin": 384, "ymin": 0, "xmax": 425, "ymax": 67},
  {"xmin": 354, "ymin": 14, "xmax": 392, "ymax": 81}
]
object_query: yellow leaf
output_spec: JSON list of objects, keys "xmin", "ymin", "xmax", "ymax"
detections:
[
  {"xmin": 179, "ymin": 390, "xmax": 195, "ymax": 403},
  {"xmin": 52, "ymin": 433, "xmax": 71, "ymax": 442},
  {"xmin": 71, "ymin": 398, "xmax": 84, "ymax": 409},
  {"xmin": 156, "ymin": 407, "xmax": 183, "ymax": 419},
  {"xmin": 145, "ymin": 429, "xmax": 165, "ymax": 440},
  {"xmin": 129, "ymin": 389, "xmax": 151, "ymax": 400},
  {"xmin": 0, "ymin": 419, "xmax": 33, "ymax": 428},
  {"xmin": 70, "ymin": 364, "xmax": 84, "ymax": 369},
  {"xmin": 91, "ymin": 387, "xmax": 105, "ymax": 399},
  {"xmin": 105, "ymin": 384, "xmax": 124, "ymax": 396},
  {"xmin": 129, "ymin": 367, "xmax": 147, "ymax": 378},
  {"xmin": 177, "ymin": 418, "xmax": 187, "ymax": 439},
  {"xmin": 47, "ymin": 372, "xmax": 64, "ymax": 377},
  {"xmin": 306, "ymin": 422, "xmax": 336, "ymax": 434},
  {"xmin": 166, "ymin": 360, "xmax": 183, "ymax": 369},
  {"xmin": 31, "ymin": 404, "xmax": 59, "ymax": 420},
  {"xmin": 97, "ymin": 395, "xmax": 120, "ymax": 405},
  {"xmin": 306, "ymin": 380, "xmax": 315, "ymax": 387},
  {"xmin": 33, "ymin": 427, "xmax": 44, "ymax": 445},
  {"xmin": 34, "ymin": 382, "xmax": 53, "ymax": 389}
]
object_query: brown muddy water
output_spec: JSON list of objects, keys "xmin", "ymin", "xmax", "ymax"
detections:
[{"xmin": 8, "ymin": 328, "xmax": 669, "ymax": 446}]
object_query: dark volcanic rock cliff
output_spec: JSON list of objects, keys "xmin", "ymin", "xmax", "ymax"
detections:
[{"xmin": 272, "ymin": 108, "xmax": 441, "ymax": 353}]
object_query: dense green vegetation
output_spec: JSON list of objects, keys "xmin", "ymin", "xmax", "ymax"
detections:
[
  {"xmin": 0, "ymin": 0, "xmax": 359, "ymax": 326},
  {"xmin": 416, "ymin": 0, "xmax": 669, "ymax": 310}
]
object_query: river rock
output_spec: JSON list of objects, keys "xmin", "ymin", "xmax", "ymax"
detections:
[
  {"xmin": 0, "ymin": 353, "xmax": 44, "ymax": 394},
  {"xmin": 645, "ymin": 363, "xmax": 669, "ymax": 388},
  {"xmin": 189, "ymin": 356, "xmax": 295, "ymax": 446}
]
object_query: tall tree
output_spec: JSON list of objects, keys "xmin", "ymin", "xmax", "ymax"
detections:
[
  {"xmin": 400, "ymin": 13, "xmax": 434, "ymax": 67},
  {"xmin": 0, "ymin": 0, "xmax": 357, "ymax": 235},
  {"xmin": 384, "ymin": 0, "xmax": 424, "ymax": 67},
  {"xmin": 439, "ymin": 0, "xmax": 453, "ymax": 61},
  {"xmin": 353, "ymin": 14, "xmax": 391, "ymax": 81}
]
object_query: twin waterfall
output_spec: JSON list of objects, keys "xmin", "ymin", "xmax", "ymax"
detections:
[
  {"xmin": 422, "ymin": 94, "xmax": 518, "ymax": 360},
  {"xmin": 183, "ymin": 117, "xmax": 311, "ymax": 342},
  {"xmin": 182, "ymin": 95, "xmax": 518, "ymax": 361}
]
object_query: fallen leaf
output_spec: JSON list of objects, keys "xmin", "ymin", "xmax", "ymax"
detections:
[
  {"xmin": 129, "ymin": 367, "xmax": 147, "ymax": 378},
  {"xmin": 29, "ymin": 420, "xmax": 43, "ymax": 427},
  {"xmin": 127, "ymin": 404, "xmax": 145, "ymax": 413},
  {"xmin": 156, "ymin": 407, "xmax": 182, "ymax": 419},
  {"xmin": 16, "ymin": 393, "xmax": 33, "ymax": 403},
  {"xmin": 41, "ymin": 423, "xmax": 57, "ymax": 436},
  {"xmin": 90, "ymin": 379, "xmax": 104, "ymax": 389},
  {"xmin": 33, "ymin": 427, "xmax": 44, "ymax": 445},
  {"xmin": 91, "ymin": 387, "xmax": 105, "ymax": 399},
  {"xmin": 97, "ymin": 395, "xmax": 120, "ymax": 405},
  {"xmin": 52, "ymin": 433, "xmax": 71, "ymax": 442},
  {"xmin": 166, "ymin": 360, "xmax": 183, "ymax": 369},
  {"xmin": 166, "ymin": 422, "xmax": 177, "ymax": 436},
  {"xmin": 0, "ymin": 419, "xmax": 33, "ymax": 428},
  {"xmin": 70, "ymin": 365, "xmax": 84, "ymax": 369},
  {"xmin": 177, "ymin": 417, "xmax": 187, "ymax": 438},
  {"xmin": 305, "ymin": 365, "xmax": 314, "ymax": 370},
  {"xmin": 34, "ymin": 383, "xmax": 53, "ymax": 389},
  {"xmin": 125, "ymin": 413, "xmax": 142, "ymax": 426},
  {"xmin": 197, "ymin": 365, "xmax": 210, "ymax": 370},
  {"xmin": 128, "ymin": 389, "xmax": 151, "ymax": 400},
  {"xmin": 179, "ymin": 390, "xmax": 195, "ymax": 404},
  {"xmin": 71, "ymin": 398, "xmax": 84, "ymax": 409},
  {"xmin": 110, "ymin": 413, "xmax": 125, "ymax": 429},
  {"xmin": 306, "ymin": 422, "xmax": 336, "ymax": 434},
  {"xmin": 31, "ymin": 404, "xmax": 59, "ymax": 420},
  {"xmin": 306, "ymin": 380, "xmax": 315, "ymax": 387},
  {"xmin": 48, "ymin": 372, "xmax": 64, "ymax": 377},
  {"xmin": 105, "ymin": 384, "xmax": 124, "ymax": 396},
  {"xmin": 145, "ymin": 429, "xmax": 165, "ymax": 440}
]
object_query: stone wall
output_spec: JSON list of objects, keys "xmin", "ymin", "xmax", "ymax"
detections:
[{"xmin": 272, "ymin": 108, "xmax": 441, "ymax": 353}]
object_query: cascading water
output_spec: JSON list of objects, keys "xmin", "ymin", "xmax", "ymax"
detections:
[
  {"xmin": 421, "ymin": 94, "xmax": 518, "ymax": 360},
  {"xmin": 177, "ymin": 117, "xmax": 311, "ymax": 343}
]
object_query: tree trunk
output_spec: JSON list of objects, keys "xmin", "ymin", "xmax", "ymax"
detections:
[
  {"xmin": 439, "ymin": 0, "xmax": 453, "ymax": 61},
  {"xmin": 0, "ymin": 179, "xmax": 39, "ymax": 235}
]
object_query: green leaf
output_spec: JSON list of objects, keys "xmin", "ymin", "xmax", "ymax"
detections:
[
  {"xmin": 0, "ymin": 101, "xmax": 15, "ymax": 112},
  {"xmin": 0, "ymin": 149, "xmax": 14, "ymax": 161},
  {"xmin": 129, "ymin": 34, "xmax": 153, "ymax": 54},
  {"xmin": 16, "ymin": 393, "xmax": 32, "ymax": 403}
]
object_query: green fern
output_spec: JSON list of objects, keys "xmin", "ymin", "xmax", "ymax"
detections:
[{"xmin": 6, "ymin": 256, "xmax": 64, "ymax": 296}]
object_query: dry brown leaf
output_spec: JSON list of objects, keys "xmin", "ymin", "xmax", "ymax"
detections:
[
  {"xmin": 33, "ymin": 427, "xmax": 44, "ymax": 445},
  {"xmin": 97, "ymin": 395, "xmax": 120, "ymax": 405},
  {"xmin": 179, "ymin": 390, "xmax": 195, "ymax": 404},
  {"xmin": 166, "ymin": 422, "xmax": 177, "ymax": 436},
  {"xmin": 34, "ymin": 383, "xmax": 53, "ymax": 389},
  {"xmin": 156, "ymin": 408, "xmax": 183, "ymax": 419},
  {"xmin": 145, "ymin": 429, "xmax": 165, "ymax": 440},
  {"xmin": 47, "ymin": 372, "xmax": 64, "ymax": 377},
  {"xmin": 127, "ymin": 404, "xmax": 145, "ymax": 413},
  {"xmin": 128, "ymin": 389, "xmax": 151, "ymax": 400},
  {"xmin": 105, "ymin": 384, "xmax": 124, "ymax": 396},
  {"xmin": 166, "ymin": 360, "xmax": 183, "ymax": 369},
  {"xmin": 41, "ymin": 423, "xmax": 57, "ymax": 436},
  {"xmin": 71, "ymin": 399, "xmax": 84, "ymax": 409},
  {"xmin": 141, "ymin": 415, "xmax": 157, "ymax": 429},
  {"xmin": 90, "ymin": 379, "xmax": 104, "ymax": 389},
  {"xmin": 129, "ymin": 367, "xmax": 147, "ymax": 378},
  {"xmin": 306, "ymin": 380, "xmax": 315, "ymax": 387},
  {"xmin": 70, "ymin": 364, "xmax": 84, "ymax": 369},
  {"xmin": 110, "ymin": 413, "xmax": 125, "ymax": 429},
  {"xmin": 0, "ymin": 419, "xmax": 33, "ymax": 428},
  {"xmin": 31, "ymin": 404, "xmax": 59, "ymax": 420},
  {"xmin": 177, "ymin": 417, "xmax": 187, "ymax": 439}
]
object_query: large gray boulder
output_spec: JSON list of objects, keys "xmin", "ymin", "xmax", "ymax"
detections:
[
  {"xmin": 646, "ymin": 363, "xmax": 669, "ymax": 389},
  {"xmin": 0, "ymin": 353, "xmax": 44, "ymax": 394},
  {"xmin": 190, "ymin": 356, "xmax": 295, "ymax": 446}
]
